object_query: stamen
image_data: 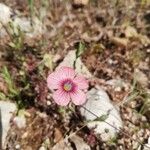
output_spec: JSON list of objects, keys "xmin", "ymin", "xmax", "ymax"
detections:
[{"xmin": 62, "ymin": 80, "xmax": 74, "ymax": 92}]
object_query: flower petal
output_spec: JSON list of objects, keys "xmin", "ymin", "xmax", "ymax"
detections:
[
  {"xmin": 53, "ymin": 89, "xmax": 70, "ymax": 106},
  {"xmin": 73, "ymin": 75, "xmax": 89, "ymax": 90},
  {"xmin": 70, "ymin": 89, "xmax": 87, "ymax": 105},
  {"xmin": 47, "ymin": 72, "xmax": 60, "ymax": 90},
  {"xmin": 56, "ymin": 66, "xmax": 75, "ymax": 79}
]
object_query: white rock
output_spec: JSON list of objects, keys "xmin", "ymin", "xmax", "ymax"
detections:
[
  {"xmin": 0, "ymin": 3, "xmax": 12, "ymax": 25},
  {"xmin": 0, "ymin": 3, "xmax": 12, "ymax": 37},
  {"xmin": 39, "ymin": 146, "xmax": 46, "ymax": 150},
  {"xmin": 13, "ymin": 17, "xmax": 32, "ymax": 32},
  {"xmin": 46, "ymin": 100, "xmax": 51, "ymax": 106},
  {"xmin": 0, "ymin": 3, "xmax": 44, "ymax": 38},
  {"xmin": 13, "ymin": 116, "xmax": 26, "ymax": 129},
  {"xmin": 57, "ymin": 50, "xmax": 92, "ymax": 78},
  {"xmin": 143, "ymin": 136, "xmax": 150, "ymax": 150},
  {"xmin": 80, "ymin": 88, "xmax": 123, "ymax": 141},
  {"xmin": 0, "ymin": 101, "xmax": 16, "ymax": 147},
  {"xmin": 13, "ymin": 17, "xmax": 44, "ymax": 38},
  {"xmin": 15, "ymin": 144, "xmax": 21, "ymax": 149},
  {"xmin": 26, "ymin": 17, "xmax": 44, "ymax": 38}
]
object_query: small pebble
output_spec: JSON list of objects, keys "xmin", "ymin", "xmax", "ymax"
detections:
[
  {"xmin": 13, "ymin": 116, "xmax": 26, "ymax": 129},
  {"xmin": 114, "ymin": 87, "xmax": 121, "ymax": 92},
  {"xmin": 22, "ymin": 132, "xmax": 28, "ymax": 139},
  {"xmin": 47, "ymin": 100, "xmax": 51, "ymax": 106},
  {"xmin": 15, "ymin": 144, "xmax": 20, "ymax": 149},
  {"xmin": 39, "ymin": 146, "xmax": 46, "ymax": 150},
  {"xmin": 46, "ymin": 94, "xmax": 51, "ymax": 100},
  {"xmin": 37, "ymin": 112, "xmax": 47, "ymax": 118},
  {"xmin": 147, "ymin": 49, "xmax": 150, "ymax": 53}
]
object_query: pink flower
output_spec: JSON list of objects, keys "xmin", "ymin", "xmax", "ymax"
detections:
[{"xmin": 47, "ymin": 66, "xmax": 88, "ymax": 106}]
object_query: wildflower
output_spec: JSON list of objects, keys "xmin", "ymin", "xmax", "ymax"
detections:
[{"xmin": 47, "ymin": 66, "xmax": 88, "ymax": 106}]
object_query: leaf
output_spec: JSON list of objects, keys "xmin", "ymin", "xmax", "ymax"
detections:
[
  {"xmin": 0, "ymin": 92, "xmax": 6, "ymax": 99},
  {"xmin": 18, "ymin": 109, "xmax": 26, "ymax": 117},
  {"xmin": 75, "ymin": 41, "xmax": 85, "ymax": 58},
  {"xmin": 1, "ymin": 66, "xmax": 19, "ymax": 97},
  {"xmin": 94, "ymin": 114, "xmax": 109, "ymax": 122},
  {"xmin": 23, "ymin": 83, "xmax": 30, "ymax": 90},
  {"xmin": 43, "ymin": 53, "xmax": 53, "ymax": 70},
  {"xmin": 1, "ymin": 66, "xmax": 12, "ymax": 87},
  {"xmin": 28, "ymin": 0, "xmax": 34, "ymax": 11},
  {"xmin": 9, "ymin": 87, "xmax": 19, "ymax": 95},
  {"xmin": 8, "ymin": 42, "xmax": 16, "ymax": 49},
  {"xmin": 141, "ymin": 0, "xmax": 150, "ymax": 5},
  {"xmin": 28, "ymin": 0, "xmax": 34, "ymax": 19}
]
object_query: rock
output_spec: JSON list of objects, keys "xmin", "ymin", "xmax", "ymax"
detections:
[
  {"xmin": 39, "ymin": 146, "xmax": 46, "ymax": 150},
  {"xmin": 0, "ymin": 3, "xmax": 12, "ymax": 26},
  {"xmin": 70, "ymin": 135, "xmax": 91, "ymax": 150},
  {"xmin": 142, "ymin": 136, "xmax": 150, "ymax": 150},
  {"xmin": 0, "ymin": 101, "xmax": 16, "ymax": 147},
  {"xmin": 15, "ymin": 144, "xmax": 21, "ymax": 149},
  {"xmin": 0, "ymin": 3, "xmax": 12, "ymax": 37},
  {"xmin": 13, "ymin": 17, "xmax": 44, "ymax": 38},
  {"xmin": 0, "ymin": 3, "xmax": 44, "ymax": 39},
  {"xmin": 13, "ymin": 17, "xmax": 31, "ymax": 32},
  {"xmin": 80, "ymin": 87, "xmax": 123, "ymax": 141},
  {"xmin": 27, "ymin": 17, "xmax": 44, "ymax": 38},
  {"xmin": 57, "ymin": 50, "xmax": 92, "ymax": 78},
  {"xmin": 13, "ymin": 116, "xmax": 26, "ymax": 129}
]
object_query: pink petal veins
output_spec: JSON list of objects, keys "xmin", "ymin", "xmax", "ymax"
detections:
[
  {"xmin": 47, "ymin": 72, "xmax": 60, "ymax": 90},
  {"xmin": 74, "ymin": 75, "xmax": 89, "ymax": 90},
  {"xmin": 56, "ymin": 66, "xmax": 75, "ymax": 79},
  {"xmin": 52, "ymin": 89, "xmax": 70, "ymax": 106},
  {"xmin": 70, "ymin": 89, "xmax": 87, "ymax": 105}
]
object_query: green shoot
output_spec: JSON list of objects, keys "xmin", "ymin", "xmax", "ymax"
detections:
[
  {"xmin": 75, "ymin": 41, "xmax": 85, "ymax": 58},
  {"xmin": 1, "ymin": 66, "xmax": 19, "ymax": 98},
  {"xmin": 8, "ymin": 21, "xmax": 24, "ymax": 51},
  {"xmin": 28, "ymin": 0, "xmax": 34, "ymax": 24}
]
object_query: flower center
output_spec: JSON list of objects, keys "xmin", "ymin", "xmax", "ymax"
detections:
[{"xmin": 62, "ymin": 80, "xmax": 74, "ymax": 92}]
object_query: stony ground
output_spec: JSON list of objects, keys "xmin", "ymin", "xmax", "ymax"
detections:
[{"xmin": 0, "ymin": 0, "xmax": 150, "ymax": 150}]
